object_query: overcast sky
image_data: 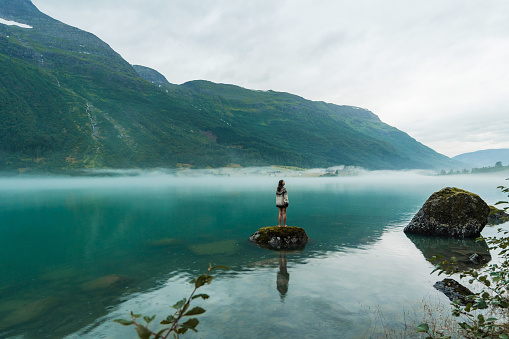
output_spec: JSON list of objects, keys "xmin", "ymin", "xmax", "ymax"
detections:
[{"xmin": 30, "ymin": 0, "xmax": 509, "ymax": 157}]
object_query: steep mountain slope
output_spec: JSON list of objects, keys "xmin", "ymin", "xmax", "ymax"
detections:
[
  {"xmin": 0, "ymin": 0, "xmax": 458, "ymax": 172},
  {"xmin": 132, "ymin": 65, "xmax": 171, "ymax": 85},
  {"xmin": 453, "ymin": 149, "xmax": 509, "ymax": 168},
  {"xmin": 169, "ymin": 80, "xmax": 455, "ymax": 169}
]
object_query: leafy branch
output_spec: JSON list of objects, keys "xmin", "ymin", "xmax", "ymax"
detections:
[{"xmin": 115, "ymin": 264, "xmax": 228, "ymax": 338}]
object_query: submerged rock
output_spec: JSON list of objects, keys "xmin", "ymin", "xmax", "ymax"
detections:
[
  {"xmin": 434, "ymin": 278, "xmax": 475, "ymax": 306},
  {"xmin": 0, "ymin": 297, "xmax": 58, "ymax": 328},
  {"xmin": 188, "ymin": 240, "xmax": 239, "ymax": 256},
  {"xmin": 80, "ymin": 274, "xmax": 131, "ymax": 292},
  {"xmin": 468, "ymin": 253, "xmax": 488, "ymax": 265},
  {"xmin": 404, "ymin": 187, "xmax": 490, "ymax": 238},
  {"xmin": 488, "ymin": 205, "xmax": 509, "ymax": 225},
  {"xmin": 249, "ymin": 226, "xmax": 308, "ymax": 250}
]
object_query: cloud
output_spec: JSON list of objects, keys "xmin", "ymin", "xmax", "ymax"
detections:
[{"xmin": 31, "ymin": 0, "xmax": 509, "ymax": 157}]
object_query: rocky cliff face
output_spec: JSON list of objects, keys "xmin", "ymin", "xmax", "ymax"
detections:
[{"xmin": 404, "ymin": 187, "xmax": 490, "ymax": 238}]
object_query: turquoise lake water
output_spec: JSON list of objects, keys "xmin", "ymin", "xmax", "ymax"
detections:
[{"xmin": 0, "ymin": 172, "xmax": 508, "ymax": 338}]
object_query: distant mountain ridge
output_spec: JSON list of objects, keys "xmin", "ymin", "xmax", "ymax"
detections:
[
  {"xmin": 453, "ymin": 149, "xmax": 509, "ymax": 168},
  {"xmin": 0, "ymin": 0, "xmax": 460, "ymax": 172}
]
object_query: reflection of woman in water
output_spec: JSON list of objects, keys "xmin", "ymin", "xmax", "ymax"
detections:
[
  {"xmin": 277, "ymin": 253, "xmax": 289, "ymax": 298},
  {"xmin": 276, "ymin": 180, "xmax": 289, "ymax": 227}
]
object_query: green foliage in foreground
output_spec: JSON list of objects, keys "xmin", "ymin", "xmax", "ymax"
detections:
[
  {"xmin": 418, "ymin": 179, "xmax": 509, "ymax": 339},
  {"xmin": 115, "ymin": 264, "xmax": 228, "ymax": 339}
]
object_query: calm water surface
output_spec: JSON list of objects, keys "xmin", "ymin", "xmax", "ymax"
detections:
[{"xmin": 0, "ymin": 172, "xmax": 507, "ymax": 338}]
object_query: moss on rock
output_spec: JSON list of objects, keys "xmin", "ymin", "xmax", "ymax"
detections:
[{"xmin": 249, "ymin": 226, "xmax": 308, "ymax": 251}]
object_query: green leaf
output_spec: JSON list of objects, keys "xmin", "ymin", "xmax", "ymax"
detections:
[
  {"xmin": 195, "ymin": 275, "xmax": 208, "ymax": 288},
  {"xmin": 181, "ymin": 318, "xmax": 200, "ymax": 331},
  {"xmin": 495, "ymin": 201, "xmax": 509, "ymax": 205},
  {"xmin": 114, "ymin": 319, "xmax": 134, "ymax": 326},
  {"xmin": 192, "ymin": 293, "xmax": 210, "ymax": 300},
  {"xmin": 465, "ymin": 303, "xmax": 472, "ymax": 312},
  {"xmin": 499, "ymin": 334, "xmax": 509, "ymax": 339},
  {"xmin": 171, "ymin": 298, "xmax": 187, "ymax": 309},
  {"xmin": 416, "ymin": 323, "xmax": 429, "ymax": 333},
  {"xmin": 476, "ymin": 299, "xmax": 488, "ymax": 309},
  {"xmin": 431, "ymin": 266, "xmax": 441, "ymax": 274},
  {"xmin": 143, "ymin": 315, "xmax": 156, "ymax": 324},
  {"xmin": 195, "ymin": 275, "xmax": 214, "ymax": 288},
  {"xmin": 486, "ymin": 317, "xmax": 498, "ymax": 322},
  {"xmin": 210, "ymin": 265, "xmax": 229, "ymax": 271},
  {"xmin": 131, "ymin": 311, "xmax": 142, "ymax": 318},
  {"xmin": 184, "ymin": 306, "xmax": 206, "ymax": 316},
  {"xmin": 160, "ymin": 315, "xmax": 175, "ymax": 325},
  {"xmin": 176, "ymin": 327, "xmax": 189, "ymax": 335},
  {"xmin": 135, "ymin": 324, "xmax": 151, "ymax": 339}
]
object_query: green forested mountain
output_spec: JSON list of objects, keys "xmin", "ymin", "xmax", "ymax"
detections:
[{"xmin": 0, "ymin": 0, "xmax": 458, "ymax": 172}]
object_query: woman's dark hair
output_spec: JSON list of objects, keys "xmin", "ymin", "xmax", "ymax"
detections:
[{"xmin": 277, "ymin": 179, "xmax": 284, "ymax": 190}]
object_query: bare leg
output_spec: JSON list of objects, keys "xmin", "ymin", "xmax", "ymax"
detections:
[
  {"xmin": 282, "ymin": 207, "xmax": 287, "ymax": 226},
  {"xmin": 278, "ymin": 208, "xmax": 282, "ymax": 227}
]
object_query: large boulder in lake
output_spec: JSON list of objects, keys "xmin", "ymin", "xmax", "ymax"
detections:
[
  {"xmin": 404, "ymin": 187, "xmax": 489, "ymax": 239},
  {"xmin": 249, "ymin": 226, "xmax": 308, "ymax": 250}
]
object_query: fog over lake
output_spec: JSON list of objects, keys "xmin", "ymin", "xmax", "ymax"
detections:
[{"xmin": 0, "ymin": 170, "xmax": 507, "ymax": 338}]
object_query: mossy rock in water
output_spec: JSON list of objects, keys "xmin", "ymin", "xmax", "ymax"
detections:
[
  {"xmin": 404, "ymin": 187, "xmax": 489, "ymax": 238},
  {"xmin": 488, "ymin": 205, "xmax": 509, "ymax": 225},
  {"xmin": 249, "ymin": 226, "xmax": 308, "ymax": 250}
]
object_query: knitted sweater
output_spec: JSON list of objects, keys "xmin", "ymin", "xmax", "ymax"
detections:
[{"xmin": 276, "ymin": 187, "xmax": 289, "ymax": 207}]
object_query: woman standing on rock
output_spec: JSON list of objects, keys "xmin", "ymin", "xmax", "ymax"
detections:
[{"xmin": 276, "ymin": 179, "xmax": 289, "ymax": 227}]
